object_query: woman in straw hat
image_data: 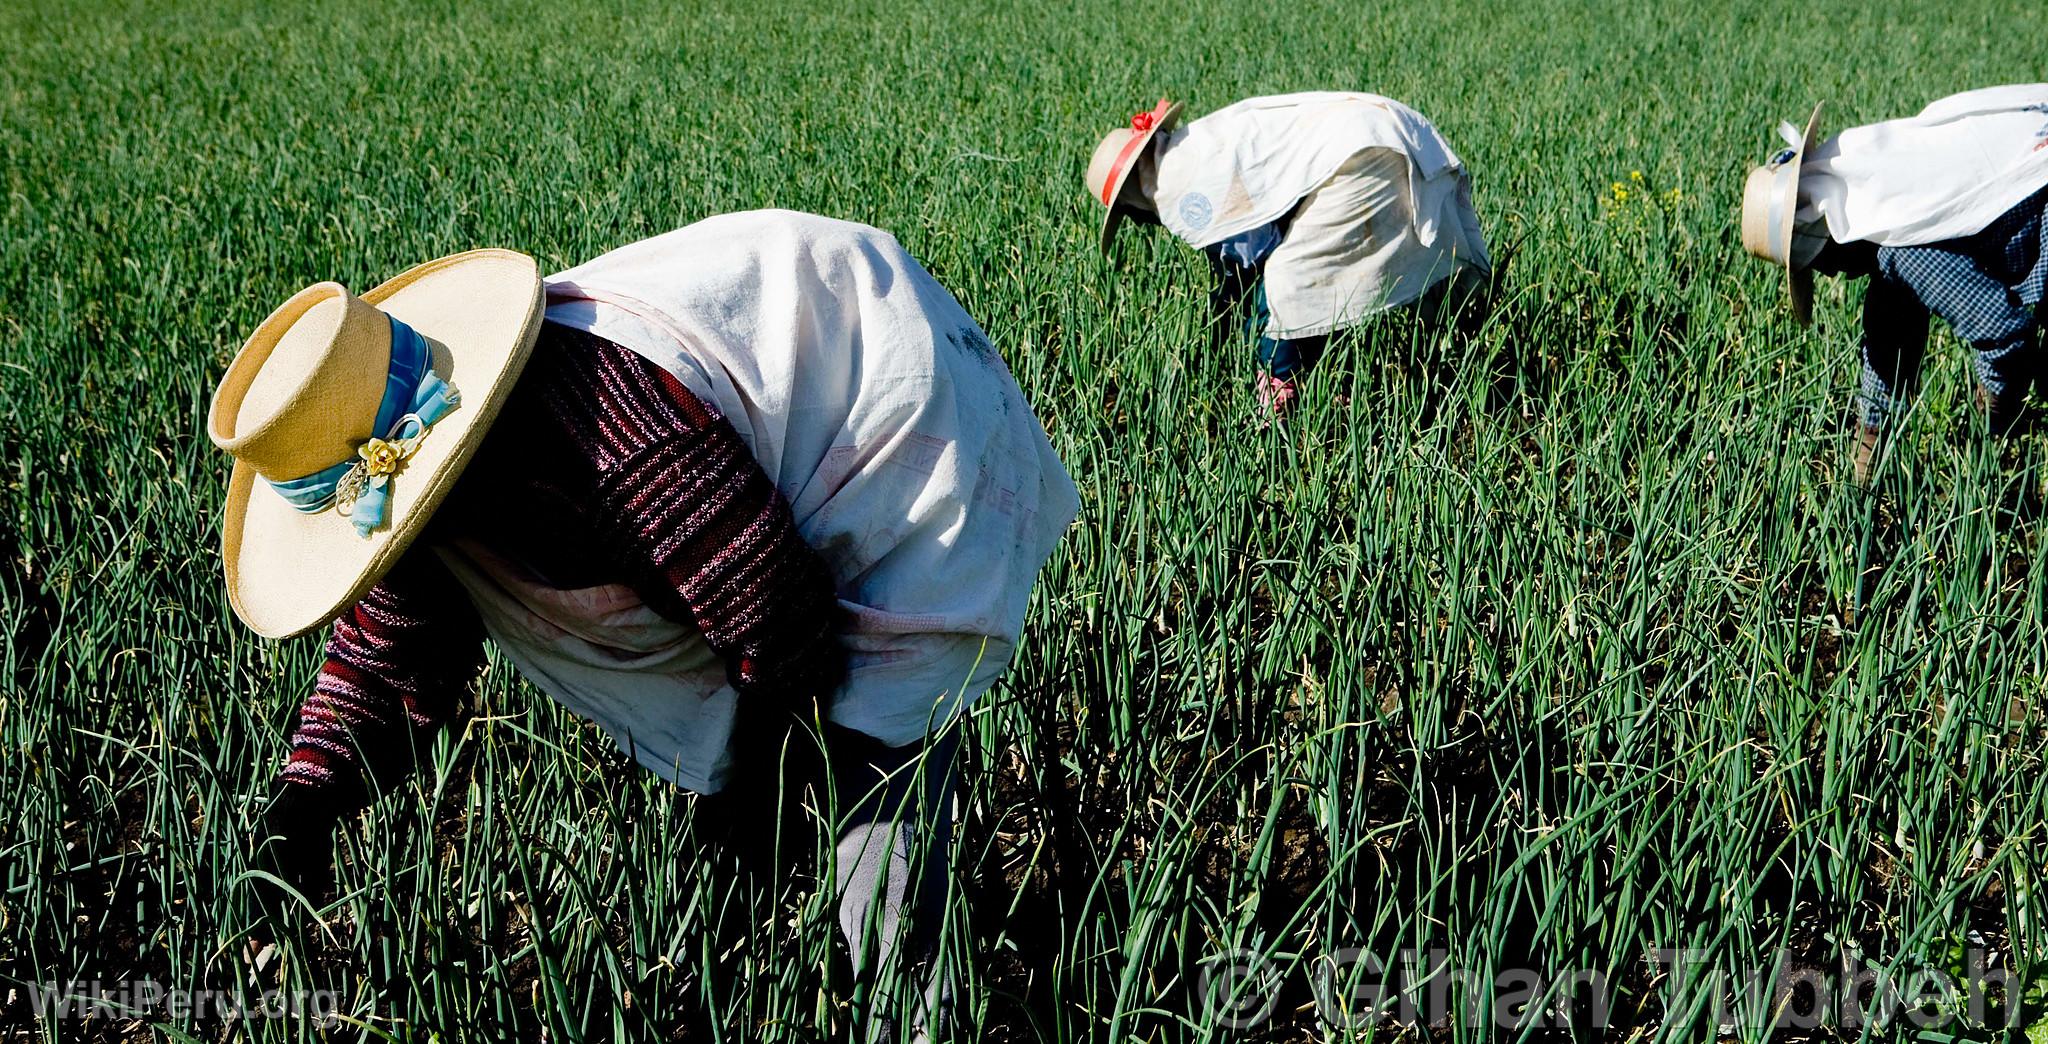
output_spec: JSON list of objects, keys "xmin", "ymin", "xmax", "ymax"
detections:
[
  {"xmin": 1740, "ymin": 86, "xmax": 2048, "ymax": 483},
  {"xmin": 1085, "ymin": 92, "xmax": 1492, "ymax": 417},
  {"xmin": 216, "ymin": 209, "xmax": 1079, "ymax": 1035}
]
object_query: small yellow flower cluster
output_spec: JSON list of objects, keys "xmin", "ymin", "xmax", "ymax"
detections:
[
  {"xmin": 1600, "ymin": 169, "xmax": 1685, "ymax": 228},
  {"xmin": 1610, "ymin": 170, "xmax": 1646, "ymax": 203}
]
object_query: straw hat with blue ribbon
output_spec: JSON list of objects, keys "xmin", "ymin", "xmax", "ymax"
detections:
[
  {"xmin": 1741, "ymin": 102, "xmax": 1826, "ymax": 325},
  {"xmin": 208, "ymin": 249, "xmax": 544, "ymax": 638}
]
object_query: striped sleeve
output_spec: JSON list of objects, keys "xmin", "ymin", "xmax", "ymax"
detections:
[
  {"xmin": 279, "ymin": 549, "xmax": 486, "ymax": 804},
  {"xmin": 534, "ymin": 327, "xmax": 847, "ymax": 708}
]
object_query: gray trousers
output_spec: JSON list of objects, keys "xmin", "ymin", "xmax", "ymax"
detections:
[
  {"xmin": 706, "ymin": 717, "xmax": 959, "ymax": 1039},
  {"xmin": 829, "ymin": 726, "xmax": 960, "ymax": 1041}
]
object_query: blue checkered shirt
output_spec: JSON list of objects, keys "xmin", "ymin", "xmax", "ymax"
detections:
[{"xmin": 1859, "ymin": 184, "xmax": 2048, "ymax": 429}]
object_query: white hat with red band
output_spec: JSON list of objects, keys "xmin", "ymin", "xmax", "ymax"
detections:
[{"xmin": 1085, "ymin": 98, "xmax": 1185, "ymax": 255}]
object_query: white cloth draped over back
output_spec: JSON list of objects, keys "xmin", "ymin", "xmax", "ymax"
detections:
[
  {"xmin": 1260, "ymin": 148, "xmax": 1488, "ymax": 338},
  {"xmin": 1799, "ymin": 84, "xmax": 2048, "ymax": 247},
  {"xmin": 1148, "ymin": 92, "xmax": 1489, "ymax": 337},
  {"xmin": 1151, "ymin": 92, "xmax": 1468, "ymax": 249},
  {"xmin": 436, "ymin": 211, "xmax": 1079, "ymax": 794}
]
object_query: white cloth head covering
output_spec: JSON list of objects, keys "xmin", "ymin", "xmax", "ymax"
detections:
[{"xmin": 1799, "ymin": 84, "xmax": 2048, "ymax": 247}]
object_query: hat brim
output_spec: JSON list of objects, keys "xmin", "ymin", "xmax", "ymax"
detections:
[
  {"xmin": 1788, "ymin": 264, "xmax": 1815, "ymax": 326},
  {"xmin": 220, "ymin": 249, "xmax": 545, "ymax": 638},
  {"xmin": 1781, "ymin": 102, "xmax": 1824, "ymax": 326},
  {"xmin": 1098, "ymin": 101, "xmax": 1184, "ymax": 256}
]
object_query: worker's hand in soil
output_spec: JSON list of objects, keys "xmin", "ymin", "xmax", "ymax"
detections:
[
  {"xmin": 1257, "ymin": 372, "xmax": 1299, "ymax": 421},
  {"xmin": 242, "ymin": 782, "xmax": 341, "ymax": 968}
]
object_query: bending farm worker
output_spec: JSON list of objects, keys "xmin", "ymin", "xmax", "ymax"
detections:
[
  {"xmin": 1741, "ymin": 86, "xmax": 2048, "ymax": 483},
  {"xmin": 210, "ymin": 210, "xmax": 1080, "ymax": 1039},
  {"xmin": 1085, "ymin": 92, "xmax": 1493, "ymax": 416}
]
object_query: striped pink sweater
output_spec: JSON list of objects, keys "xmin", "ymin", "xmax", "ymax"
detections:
[{"xmin": 278, "ymin": 324, "xmax": 844, "ymax": 808}]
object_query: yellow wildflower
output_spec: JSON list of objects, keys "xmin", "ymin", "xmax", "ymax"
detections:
[{"xmin": 1630, "ymin": 170, "xmax": 1645, "ymax": 183}]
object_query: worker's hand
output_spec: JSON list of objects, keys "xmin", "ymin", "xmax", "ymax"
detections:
[
  {"xmin": 1976, "ymin": 381, "xmax": 2033, "ymax": 437},
  {"xmin": 1851, "ymin": 422, "xmax": 1882, "ymax": 485},
  {"xmin": 1256, "ymin": 372, "xmax": 1299, "ymax": 421},
  {"xmin": 244, "ymin": 783, "xmax": 340, "ymax": 947}
]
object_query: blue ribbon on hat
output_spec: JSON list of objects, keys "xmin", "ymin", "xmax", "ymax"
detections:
[{"xmin": 264, "ymin": 315, "xmax": 461, "ymax": 538}]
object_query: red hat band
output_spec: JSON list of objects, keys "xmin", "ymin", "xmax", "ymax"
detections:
[{"xmin": 1100, "ymin": 98, "xmax": 1175, "ymax": 207}]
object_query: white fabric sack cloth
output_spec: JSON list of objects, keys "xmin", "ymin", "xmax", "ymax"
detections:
[
  {"xmin": 1148, "ymin": 92, "xmax": 1487, "ymax": 335},
  {"xmin": 437, "ymin": 211, "xmax": 1080, "ymax": 794},
  {"xmin": 1800, "ymin": 84, "xmax": 2048, "ymax": 247}
]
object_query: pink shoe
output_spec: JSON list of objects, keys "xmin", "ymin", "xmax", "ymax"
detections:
[{"xmin": 1256, "ymin": 373, "xmax": 1299, "ymax": 418}]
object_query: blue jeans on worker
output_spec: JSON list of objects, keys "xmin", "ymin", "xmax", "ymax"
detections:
[{"xmin": 1207, "ymin": 250, "xmax": 1327, "ymax": 380}]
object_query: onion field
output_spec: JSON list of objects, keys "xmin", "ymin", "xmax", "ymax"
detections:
[{"xmin": 4, "ymin": 0, "xmax": 2048, "ymax": 1040}]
